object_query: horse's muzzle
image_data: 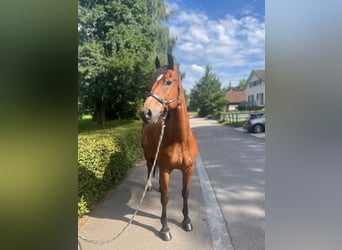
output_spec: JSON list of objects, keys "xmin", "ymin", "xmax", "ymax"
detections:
[{"xmin": 140, "ymin": 107, "xmax": 160, "ymax": 124}]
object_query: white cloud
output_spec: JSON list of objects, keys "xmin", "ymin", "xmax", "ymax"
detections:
[
  {"xmin": 178, "ymin": 42, "xmax": 204, "ymax": 52},
  {"xmin": 177, "ymin": 11, "xmax": 208, "ymax": 25},
  {"xmin": 241, "ymin": 9, "xmax": 253, "ymax": 16},
  {"xmin": 167, "ymin": 6, "xmax": 265, "ymax": 91},
  {"xmin": 168, "ymin": 25, "xmax": 181, "ymax": 39},
  {"xmin": 189, "ymin": 25, "xmax": 209, "ymax": 43},
  {"xmin": 239, "ymin": 16, "xmax": 265, "ymax": 45},
  {"xmin": 191, "ymin": 64, "xmax": 205, "ymax": 73}
]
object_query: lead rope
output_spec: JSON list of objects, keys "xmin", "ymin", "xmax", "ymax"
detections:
[{"xmin": 78, "ymin": 108, "xmax": 168, "ymax": 249}]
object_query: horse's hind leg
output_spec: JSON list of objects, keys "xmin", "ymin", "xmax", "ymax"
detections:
[
  {"xmin": 182, "ymin": 166, "xmax": 194, "ymax": 231},
  {"xmin": 159, "ymin": 170, "xmax": 172, "ymax": 241}
]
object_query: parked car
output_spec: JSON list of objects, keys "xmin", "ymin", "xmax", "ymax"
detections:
[{"xmin": 242, "ymin": 112, "xmax": 265, "ymax": 133}]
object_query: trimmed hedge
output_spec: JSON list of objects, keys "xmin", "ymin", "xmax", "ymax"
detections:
[{"xmin": 78, "ymin": 121, "xmax": 143, "ymax": 217}]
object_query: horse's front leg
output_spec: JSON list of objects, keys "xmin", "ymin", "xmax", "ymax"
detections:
[
  {"xmin": 159, "ymin": 171, "xmax": 172, "ymax": 241},
  {"xmin": 182, "ymin": 166, "xmax": 194, "ymax": 231},
  {"xmin": 146, "ymin": 158, "xmax": 154, "ymax": 192}
]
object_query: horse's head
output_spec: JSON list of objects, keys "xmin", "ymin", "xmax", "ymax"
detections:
[{"xmin": 140, "ymin": 54, "xmax": 181, "ymax": 124}]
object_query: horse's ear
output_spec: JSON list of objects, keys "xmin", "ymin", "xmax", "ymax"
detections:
[
  {"xmin": 167, "ymin": 53, "xmax": 174, "ymax": 69},
  {"xmin": 155, "ymin": 56, "xmax": 161, "ymax": 69}
]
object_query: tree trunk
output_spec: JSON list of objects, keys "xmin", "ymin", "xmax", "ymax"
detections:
[{"xmin": 95, "ymin": 97, "xmax": 106, "ymax": 129}]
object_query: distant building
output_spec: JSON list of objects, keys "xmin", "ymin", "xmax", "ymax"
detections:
[
  {"xmin": 225, "ymin": 90, "xmax": 246, "ymax": 111},
  {"xmin": 245, "ymin": 70, "xmax": 265, "ymax": 107}
]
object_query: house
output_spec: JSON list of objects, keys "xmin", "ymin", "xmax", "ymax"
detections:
[
  {"xmin": 225, "ymin": 90, "xmax": 246, "ymax": 111},
  {"xmin": 245, "ymin": 70, "xmax": 265, "ymax": 107}
]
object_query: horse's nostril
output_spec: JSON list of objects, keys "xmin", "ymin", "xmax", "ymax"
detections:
[
  {"xmin": 141, "ymin": 108, "xmax": 154, "ymax": 124},
  {"xmin": 145, "ymin": 108, "xmax": 152, "ymax": 118}
]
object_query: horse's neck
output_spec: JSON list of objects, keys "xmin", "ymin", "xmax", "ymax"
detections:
[{"xmin": 169, "ymin": 97, "xmax": 191, "ymax": 140}]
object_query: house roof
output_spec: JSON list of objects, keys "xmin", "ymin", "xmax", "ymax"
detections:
[
  {"xmin": 247, "ymin": 69, "xmax": 265, "ymax": 82},
  {"xmin": 254, "ymin": 70, "xmax": 265, "ymax": 81},
  {"xmin": 226, "ymin": 90, "xmax": 246, "ymax": 103}
]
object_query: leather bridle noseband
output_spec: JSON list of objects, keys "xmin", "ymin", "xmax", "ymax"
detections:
[{"xmin": 146, "ymin": 72, "xmax": 181, "ymax": 108}]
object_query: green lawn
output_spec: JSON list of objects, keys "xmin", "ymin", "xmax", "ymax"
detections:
[
  {"xmin": 187, "ymin": 111, "xmax": 198, "ymax": 116},
  {"xmin": 78, "ymin": 115, "xmax": 138, "ymax": 133},
  {"xmin": 221, "ymin": 120, "xmax": 244, "ymax": 128}
]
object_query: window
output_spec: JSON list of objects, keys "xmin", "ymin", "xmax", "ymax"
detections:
[
  {"xmin": 248, "ymin": 95, "xmax": 254, "ymax": 105},
  {"xmin": 256, "ymin": 93, "xmax": 264, "ymax": 106},
  {"xmin": 248, "ymin": 79, "xmax": 262, "ymax": 88}
]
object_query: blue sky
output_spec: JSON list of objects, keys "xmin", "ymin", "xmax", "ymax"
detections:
[{"xmin": 166, "ymin": 0, "xmax": 265, "ymax": 92}]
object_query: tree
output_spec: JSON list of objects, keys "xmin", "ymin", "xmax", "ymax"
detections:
[
  {"xmin": 189, "ymin": 65, "xmax": 227, "ymax": 117},
  {"xmin": 236, "ymin": 79, "xmax": 247, "ymax": 90},
  {"xmin": 183, "ymin": 89, "xmax": 189, "ymax": 107},
  {"xmin": 227, "ymin": 81, "xmax": 233, "ymax": 91},
  {"xmin": 146, "ymin": 0, "xmax": 176, "ymax": 61},
  {"xmin": 78, "ymin": 0, "xmax": 172, "ymax": 128}
]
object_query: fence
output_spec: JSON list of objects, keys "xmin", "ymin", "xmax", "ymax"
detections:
[{"xmin": 221, "ymin": 111, "xmax": 251, "ymax": 124}]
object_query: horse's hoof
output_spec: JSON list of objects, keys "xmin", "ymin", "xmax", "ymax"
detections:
[
  {"xmin": 146, "ymin": 186, "xmax": 152, "ymax": 192},
  {"xmin": 160, "ymin": 230, "xmax": 172, "ymax": 241},
  {"xmin": 182, "ymin": 221, "xmax": 193, "ymax": 232}
]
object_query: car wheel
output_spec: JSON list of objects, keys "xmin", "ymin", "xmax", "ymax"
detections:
[{"xmin": 253, "ymin": 124, "xmax": 264, "ymax": 133}]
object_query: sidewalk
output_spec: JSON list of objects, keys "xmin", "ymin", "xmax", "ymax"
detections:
[{"xmin": 78, "ymin": 160, "xmax": 213, "ymax": 250}]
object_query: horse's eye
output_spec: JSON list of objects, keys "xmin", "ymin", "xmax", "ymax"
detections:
[{"xmin": 165, "ymin": 80, "xmax": 173, "ymax": 86}]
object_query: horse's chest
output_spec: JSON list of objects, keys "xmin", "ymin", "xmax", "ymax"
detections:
[{"xmin": 160, "ymin": 143, "xmax": 193, "ymax": 168}]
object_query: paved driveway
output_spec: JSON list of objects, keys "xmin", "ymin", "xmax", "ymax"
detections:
[
  {"xmin": 234, "ymin": 127, "xmax": 265, "ymax": 139},
  {"xmin": 191, "ymin": 117, "xmax": 265, "ymax": 250},
  {"xmin": 78, "ymin": 117, "xmax": 265, "ymax": 250}
]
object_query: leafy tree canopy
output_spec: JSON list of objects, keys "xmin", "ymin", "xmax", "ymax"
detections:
[
  {"xmin": 78, "ymin": 0, "xmax": 173, "ymax": 127},
  {"xmin": 189, "ymin": 65, "xmax": 227, "ymax": 117}
]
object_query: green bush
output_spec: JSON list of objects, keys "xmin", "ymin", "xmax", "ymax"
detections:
[{"xmin": 78, "ymin": 121, "xmax": 143, "ymax": 217}]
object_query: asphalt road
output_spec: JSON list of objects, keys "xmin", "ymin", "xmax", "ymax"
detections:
[
  {"xmin": 191, "ymin": 118, "xmax": 265, "ymax": 250},
  {"xmin": 78, "ymin": 117, "xmax": 265, "ymax": 250}
]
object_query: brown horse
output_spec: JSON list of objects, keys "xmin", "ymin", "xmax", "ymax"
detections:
[{"xmin": 140, "ymin": 54, "xmax": 198, "ymax": 241}]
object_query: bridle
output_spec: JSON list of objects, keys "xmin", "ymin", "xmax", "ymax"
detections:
[{"xmin": 146, "ymin": 71, "xmax": 181, "ymax": 108}]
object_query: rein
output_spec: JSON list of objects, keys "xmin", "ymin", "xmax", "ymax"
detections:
[{"xmin": 78, "ymin": 111, "xmax": 168, "ymax": 249}]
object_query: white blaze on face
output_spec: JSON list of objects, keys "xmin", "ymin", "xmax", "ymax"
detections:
[{"xmin": 156, "ymin": 74, "xmax": 163, "ymax": 82}]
